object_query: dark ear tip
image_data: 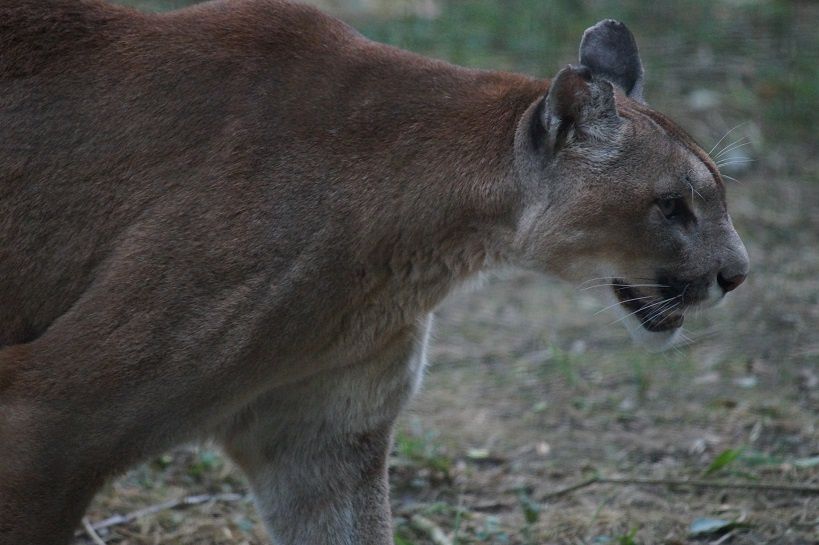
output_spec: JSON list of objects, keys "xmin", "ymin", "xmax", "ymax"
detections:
[
  {"xmin": 581, "ymin": 19, "xmax": 637, "ymax": 50},
  {"xmin": 585, "ymin": 19, "xmax": 631, "ymax": 36},
  {"xmin": 601, "ymin": 19, "xmax": 626, "ymax": 28}
]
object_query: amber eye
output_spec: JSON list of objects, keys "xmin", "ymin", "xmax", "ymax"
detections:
[{"xmin": 657, "ymin": 197, "xmax": 684, "ymax": 219}]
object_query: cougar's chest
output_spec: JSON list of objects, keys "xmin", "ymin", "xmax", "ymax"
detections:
[
  {"xmin": 219, "ymin": 315, "xmax": 433, "ymax": 453},
  {"xmin": 299, "ymin": 315, "xmax": 433, "ymax": 433}
]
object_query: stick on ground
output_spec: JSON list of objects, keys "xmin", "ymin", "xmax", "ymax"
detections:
[
  {"xmin": 74, "ymin": 492, "xmax": 246, "ymax": 537},
  {"xmin": 81, "ymin": 517, "xmax": 107, "ymax": 545},
  {"xmin": 541, "ymin": 476, "xmax": 819, "ymax": 501}
]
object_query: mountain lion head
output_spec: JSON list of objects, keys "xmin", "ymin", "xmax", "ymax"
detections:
[{"xmin": 513, "ymin": 20, "xmax": 749, "ymax": 349}]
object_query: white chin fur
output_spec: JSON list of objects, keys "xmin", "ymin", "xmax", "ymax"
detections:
[
  {"xmin": 605, "ymin": 291, "xmax": 682, "ymax": 352},
  {"xmin": 620, "ymin": 311, "xmax": 682, "ymax": 352}
]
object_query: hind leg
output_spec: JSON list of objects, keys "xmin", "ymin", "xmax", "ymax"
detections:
[
  {"xmin": 0, "ymin": 343, "xmax": 105, "ymax": 545},
  {"xmin": 0, "ymin": 408, "xmax": 101, "ymax": 544},
  {"xmin": 0, "ymin": 241, "xmax": 276, "ymax": 544}
]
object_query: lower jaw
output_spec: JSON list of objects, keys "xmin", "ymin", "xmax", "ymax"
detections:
[
  {"xmin": 612, "ymin": 279, "xmax": 685, "ymax": 333},
  {"xmin": 622, "ymin": 316, "xmax": 684, "ymax": 352},
  {"xmin": 642, "ymin": 314, "xmax": 684, "ymax": 332}
]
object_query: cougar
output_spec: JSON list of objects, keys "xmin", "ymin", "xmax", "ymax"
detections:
[{"xmin": 0, "ymin": 1, "xmax": 749, "ymax": 543}]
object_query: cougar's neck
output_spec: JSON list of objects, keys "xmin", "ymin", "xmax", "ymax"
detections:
[{"xmin": 341, "ymin": 47, "xmax": 547, "ymax": 310}]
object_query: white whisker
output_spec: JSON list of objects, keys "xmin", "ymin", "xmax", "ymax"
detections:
[
  {"xmin": 609, "ymin": 296, "xmax": 677, "ymax": 325},
  {"xmin": 713, "ymin": 138, "xmax": 752, "ymax": 160},
  {"xmin": 717, "ymin": 158, "xmax": 755, "ymax": 165},
  {"xmin": 645, "ymin": 299, "xmax": 676, "ymax": 320},
  {"xmin": 716, "ymin": 159, "xmax": 755, "ymax": 168},
  {"xmin": 708, "ymin": 122, "xmax": 747, "ymax": 157},
  {"xmin": 642, "ymin": 300, "xmax": 680, "ymax": 325},
  {"xmin": 580, "ymin": 283, "xmax": 668, "ymax": 291},
  {"xmin": 575, "ymin": 276, "xmax": 614, "ymax": 288},
  {"xmin": 593, "ymin": 295, "xmax": 654, "ymax": 316},
  {"xmin": 687, "ymin": 181, "xmax": 705, "ymax": 202}
]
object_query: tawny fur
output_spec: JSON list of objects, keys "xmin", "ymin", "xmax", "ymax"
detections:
[{"xmin": 0, "ymin": 2, "xmax": 747, "ymax": 544}]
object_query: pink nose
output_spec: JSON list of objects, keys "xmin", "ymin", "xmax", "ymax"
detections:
[{"xmin": 717, "ymin": 272, "xmax": 746, "ymax": 293}]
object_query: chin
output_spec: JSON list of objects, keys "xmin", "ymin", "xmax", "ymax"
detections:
[
  {"xmin": 603, "ymin": 277, "xmax": 690, "ymax": 352},
  {"xmin": 619, "ymin": 309, "xmax": 683, "ymax": 351},
  {"xmin": 594, "ymin": 274, "xmax": 725, "ymax": 351}
]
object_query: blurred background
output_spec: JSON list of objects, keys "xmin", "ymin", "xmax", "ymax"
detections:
[{"xmin": 79, "ymin": 1, "xmax": 818, "ymax": 544}]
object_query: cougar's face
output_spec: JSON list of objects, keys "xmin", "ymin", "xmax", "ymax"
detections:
[
  {"xmin": 580, "ymin": 110, "xmax": 747, "ymax": 348},
  {"xmin": 630, "ymin": 121, "xmax": 747, "ymax": 339},
  {"xmin": 516, "ymin": 97, "xmax": 749, "ymax": 349},
  {"xmin": 513, "ymin": 21, "xmax": 749, "ymax": 349}
]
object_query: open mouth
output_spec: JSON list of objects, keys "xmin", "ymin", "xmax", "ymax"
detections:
[{"xmin": 612, "ymin": 279, "xmax": 684, "ymax": 332}]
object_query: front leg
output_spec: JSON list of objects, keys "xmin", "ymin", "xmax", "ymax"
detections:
[
  {"xmin": 219, "ymin": 320, "xmax": 431, "ymax": 544},
  {"xmin": 225, "ymin": 423, "xmax": 395, "ymax": 545}
]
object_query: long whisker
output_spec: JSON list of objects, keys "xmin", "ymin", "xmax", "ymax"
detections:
[
  {"xmin": 609, "ymin": 296, "xmax": 677, "ymax": 325},
  {"xmin": 678, "ymin": 330, "xmax": 695, "ymax": 345},
  {"xmin": 575, "ymin": 276, "xmax": 614, "ymax": 287},
  {"xmin": 580, "ymin": 283, "xmax": 669, "ymax": 291},
  {"xmin": 641, "ymin": 299, "xmax": 678, "ymax": 324},
  {"xmin": 642, "ymin": 300, "xmax": 680, "ymax": 325},
  {"xmin": 713, "ymin": 141, "xmax": 752, "ymax": 162},
  {"xmin": 687, "ymin": 181, "xmax": 705, "ymax": 202},
  {"xmin": 717, "ymin": 157, "xmax": 755, "ymax": 165},
  {"xmin": 708, "ymin": 122, "xmax": 747, "ymax": 156},
  {"xmin": 686, "ymin": 326, "xmax": 722, "ymax": 342},
  {"xmin": 593, "ymin": 295, "xmax": 654, "ymax": 316},
  {"xmin": 716, "ymin": 159, "xmax": 755, "ymax": 168},
  {"xmin": 576, "ymin": 276, "xmax": 662, "ymax": 288},
  {"xmin": 713, "ymin": 137, "xmax": 751, "ymax": 160}
]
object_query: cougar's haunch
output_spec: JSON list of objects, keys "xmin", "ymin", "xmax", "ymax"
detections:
[{"xmin": 0, "ymin": 3, "xmax": 748, "ymax": 543}]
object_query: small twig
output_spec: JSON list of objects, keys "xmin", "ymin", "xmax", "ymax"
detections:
[
  {"xmin": 409, "ymin": 514, "xmax": 453, "ymax": 545},
  {"xmin": 471, "ymin": 500, "xmax": 515, "ymax": 512},
  {"xmin": 81, "ymin": 517, "xmax": 107, "ymax": 545},
  {"xmin": 541, "ymin": 477, "xmax": 600, "ymax": 500},
  {"xmin": 711, "ymin": 529, "xmax": 737, "ymax": 545},
  {"xmin": 601, "ymin": 477, "xmax": 819, "ymax": 495},
  {"xmin": 541, "ymin": 476, "xmax": 819, "ymax": 502},
  {"xmin": 75, "ymin": 492, "xmax": 245, "ymax": 536}
]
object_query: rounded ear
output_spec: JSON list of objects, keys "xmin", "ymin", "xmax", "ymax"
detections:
[
  {"xmin": 579, "ymin": 19, "xmax": 645, "ymax": 102},
  {"xmin": 542, "ymin": 64, "xmax": 619, "ymax": 152}
]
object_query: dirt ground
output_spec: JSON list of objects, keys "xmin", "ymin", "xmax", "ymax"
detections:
[{"xmin": 73, "ymin": 1, "xmax": 817, "ymax": 544}]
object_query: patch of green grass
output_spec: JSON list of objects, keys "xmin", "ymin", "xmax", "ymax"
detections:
[
  {"xmin": 616, "ymin": 527, "xmax": 640, "ymax": 545},
  {"xmin": 185, "ymin": 448, "xmax": 223, "ymax": 480},
  {"xmin": 394, "ymin": 429, "xmax": 453, "ymax": 474},
  {"xmin": 703, "ymin": 447, "xmax": 744, "ymax": 477},
  {"xmin": 549, "ymin": 344, "xmax": 580, "ymax": 387},
  {"xmin": 515, "ymin": 488, "xmax": 541, "ymax": 545},
  {"xmin": 393, "ymin": 532, "xmax": 416, "ymax": 545}
]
